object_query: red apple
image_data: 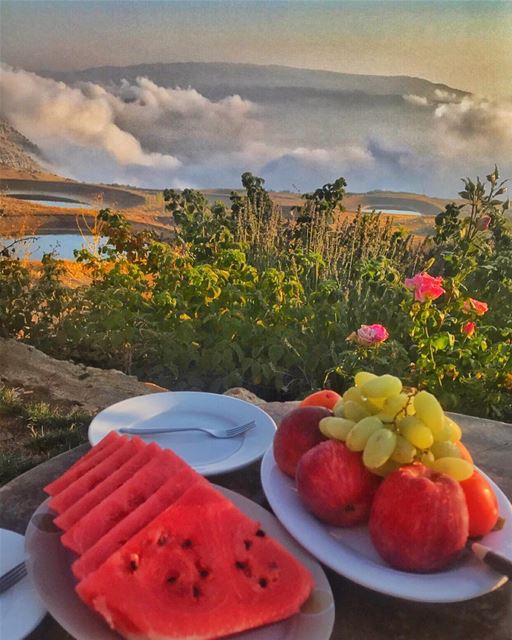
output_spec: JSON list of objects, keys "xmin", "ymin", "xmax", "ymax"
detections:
[
  {"xmin": 273, "ymin": 406, "xmax": 331, "ymax": 478},
  {"xmin": 369, "ymin": 463, "xmax": 468, "ymax": 572},
  {"xmin": 296, "ymin": 440, "xmax": 380, "ymax": 527}
]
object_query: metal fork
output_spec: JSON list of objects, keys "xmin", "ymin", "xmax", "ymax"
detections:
[
  {"xmin": 119, "ymin": 420, "xmax": 256, "ymax": 438},
  {"xmin": 0, "ymin": 561, "xmax": 27, "ymax": 594}
]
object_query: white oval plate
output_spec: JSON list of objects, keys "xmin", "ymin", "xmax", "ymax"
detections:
[
  {"xmin": 0, "ymin": 529, "xmax": 46, "ymax": 640},
  {"xmin": 89, "ymin": 392, "xmax": 276, "ymax": 476},
  {"xmin": 25, "ymin": 487, "xmax": 335, "ymax": 640},
  {"xmin": 261, "ymin": 448, "xmax": 512, "ymax": 603}
]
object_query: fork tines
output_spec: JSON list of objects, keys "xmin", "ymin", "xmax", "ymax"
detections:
[{"xmin": 0, "ymin": 561, "xmax": 27, "ymax": 594}]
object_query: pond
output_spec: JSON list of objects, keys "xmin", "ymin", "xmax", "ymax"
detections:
[
  {"xmin": 361, "ymin": 206, "xmax": 421, "ymax": 217},
  {"xmin": 7, "ymin": 194, "xmax": 95, "ymax": 210},
  {"xmin": 1, "ymin": 234, "xmax": 105, "ymax": 261}
]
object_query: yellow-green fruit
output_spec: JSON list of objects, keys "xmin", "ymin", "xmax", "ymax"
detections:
[
  {"xmin": 391, "ymin": 434, "xmax": 416, "ymax": 464},
  {"xmin": 342, "ymin": 386, "xmax": 366, "ymax": 407},
  {"xmin": 444, "ymin": 416, "xmax": 462, "ymax": 442},
  {"xmin": 399, "ymin": 416, "xmax": 434, "ymax": 449},
  {"xmin": 413, "ymin": 391, "xmax": 445, "ymax": 436},
  {"xmin": 362, "ymin": 374, "xmax": 402, "ymax": 399},
  {"xmin": 430, "ymin": 457, "xmax": 474, "ymax": 481},
  {"xmin": 346, "ymin": 416, "xmax": 383, "ymax": 452},
  {"xmin": 343, "ymin": 400, "xmax": 370, "ymax": 422},
  {"xmin": 365, "ymin": 397, "xmax": 386, "ymax": 413},
  {"xmin": 369, "ymin": 459, "xmax": 401, "ymax": 477},
  {"xmin": 421, "ymin": 451, "xmax": 436, "ymax": 468},
  {"xmin": 319, "ymin": 417, "xmax": 355, "ymax": 441},
  {"xmin": 431, "ymin": 440, "xmax": 462, "ymax": 460},
  {"xmin": 363, "ymin": 429, "xmax": 397, "ymax": 469},
  {"xmin": 333, "ymin": 399, "xmax": 345, "ymax": 418},
  {"xmin": 354, "ymin": 371, "xmax": 377, "ymax": 387},
  {"xmin": 377, "ymin": 393, "xmax": 409, "ymax": 422}
]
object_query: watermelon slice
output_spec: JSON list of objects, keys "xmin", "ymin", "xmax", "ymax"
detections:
[
  {"xmin": 72, "ymin": 465, "xmax": 204, "ymax": 580},
  {"xmin": 54, "ymin": 441, "xmax": 161, "ymax": 531},
  {"xmin": 77, "ymin": 482, "xmax": 314, "ymax": 640},
  {"xmin": 61, "ymin": 449, "xmax": 191, "ymax": 555},
  {"xmin": 44, "ymin": 431, "xmax": 125, "ymax": 497},
  {"xmin": 49, "ymin": 438, "xmax": 145, "ymax": 515}
]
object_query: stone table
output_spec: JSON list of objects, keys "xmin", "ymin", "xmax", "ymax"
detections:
[{"xmin": 1, "ymin": 405, "xmax": 511, "ymax": 640}]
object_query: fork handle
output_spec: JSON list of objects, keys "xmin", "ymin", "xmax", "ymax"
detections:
[{"xmin": 119, "ymin": 427, "xmax": 204, "ymax": 435}]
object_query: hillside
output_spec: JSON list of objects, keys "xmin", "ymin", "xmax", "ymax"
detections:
[
  {"xmin": 0, "ymin": 120, "xmax": 46, "ymax": 174},
  {"xmin": 46, "ymin": 62, "xmax": 468, "ymax": 103}
]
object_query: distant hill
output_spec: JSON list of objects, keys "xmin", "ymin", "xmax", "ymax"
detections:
[
  {"xmin": 0, "ymin": 120, "xmax": 45, "ymax": 174},
  {"xmin": 45, "ymin": 62, "xmax": 468, "ymax": 104}
]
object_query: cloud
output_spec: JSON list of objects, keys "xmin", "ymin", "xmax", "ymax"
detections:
[
  {"xmin": 403, "ymin": 94, "xmax": 430, "ymax": 107},
  {"xmin": 0, "ymin": 65, "xmax": 180, "ymax": 170}
]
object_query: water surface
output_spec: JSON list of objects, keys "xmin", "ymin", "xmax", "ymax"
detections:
[{"xmin": 1, "ymin": 234, "xmax": 104, "ymax": 261}]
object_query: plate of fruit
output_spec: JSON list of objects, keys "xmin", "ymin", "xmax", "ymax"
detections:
[
  {"xmin": 25, "ymin": 431, "xmax": 335, "ymax": 639},
  {"xmin": 261, "ymin": 372, "xmax": 512, "ymax": 603}
]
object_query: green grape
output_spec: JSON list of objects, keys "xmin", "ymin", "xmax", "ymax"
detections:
[
  {"xmin": 333, "ymin": 399, "xmax": 345, "ymax": 417},
  {"xmin": 346, "ymin": 416, "xmax": 383, "ymax": 452},
  {"xmin": 430, "ymin": 457, "xmax": 474, "ymax": 481},
  {"xmin": 354, "ymin": 371, "xmax": 377, "ymax": 387},
  {"xmin": 391, "ymin": 434, "xmax": 416, "ymax": 464},
  {"xmin": 431, "ymin": 440, "xmax": 462, "ymax": 460},
  {"xmin": 365, "ymin": 396, "xmax": 386, "ymax": 413},
  {"xmin": 361, "ymin": 374, "xmax": 402, "ymax": 399},
  {"xmin": 413, "ymin": 391, "xmax": 445, "ymax": 436},
  {"xmin": 377, "ymin": 393, "xmax": 409, "ymax": 422},
  {"xmin": 444, "ymin": 416, "xmax": 462, "ymax": 442},
  {"xmin": 342, "ymin": 386, "xmax": 366, "ymax": 407},
  {"xmin": 319, "ymin": 417, "xmax": 355, "ymax": 441},
  {"xmin": 431, "ymin": 422, "xmax": 453, "ymax": 442},
  {"xmin": 399, "ymin": 416, "xmax": 434, "ymax": 449},
  {"xmin": 421, "ymin": 451, "xmax": 435, "ymax": 468},
  {"xmin": 363, "ymin": 428, "xmax": 397, "ymax": 469},
  {"xmin": 343, "ymin": 400, "xmax": 370, "ymax": 422},
  {"xmin": 369, "ymin": 459, "xmax": 400, "ymax": 477}
]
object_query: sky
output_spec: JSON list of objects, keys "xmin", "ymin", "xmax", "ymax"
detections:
[{"xmin": 1, "ymin": 0, "xmax": 511, "ymax": 97}]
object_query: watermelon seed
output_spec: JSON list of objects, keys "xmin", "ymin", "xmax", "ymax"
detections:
[
  {"xmin": 167, "ymin": 574, "xmax": 179, "ymax": 584},
  {"xmin": 199, "ymin": 569, "xmax": 209, "ymax": 578},
  {"xmin": 181, "ymin": 539, "xmax": 193, "ymax": 549},
  {"xmin": 255, "ymin": 529, "xmax": 266, "ymax": 537},
  {"xmin": 244, "ymin": 540, "xmax": 253, "ymax": 550},
  {"xmin": 259, "ymin": 578, "xmax": 268, "ymax": 588},
  {"xmin": 192, "ymin": 585, "xmax": 201, "ymax": 599},
  {"xmin": 157, "ymin": 534, "xmax": 168, "ymax": 546}
]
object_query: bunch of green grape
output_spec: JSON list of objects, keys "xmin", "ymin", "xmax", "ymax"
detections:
[{"xmin": 319, "ymin": 372, "xmax": 474, "ymax": 480}]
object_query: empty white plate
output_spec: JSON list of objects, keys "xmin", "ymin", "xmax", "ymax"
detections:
[
  {"xmin": 261, "ymin": 448, "xmax": 512, "ymax": 603},
  {"xmin": 25, "ymin": 487, "xmax": 335, "ymax": 640},
  {"xmin": 88, "ymin": 392, "xmax": 276, "ymax": 476},
  {"xmin": 0, "ymin": 529, "xmax": 46, "ymax": 640}
]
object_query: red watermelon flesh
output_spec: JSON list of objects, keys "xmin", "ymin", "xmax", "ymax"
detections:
[
  {"xmin": 61, "ymin": 449, "xmax": 190, "ymax": 555},
  {"xmin": 54, "ymin": 441, "xmax": 161, "ymax": 531},
  {"xmin": 72, "ymin": 465, "xmax": 205, "ymax": 580},
  {"xmin": 77, "ymin": 482, "xmax": 314, "ymax": 640},
  {"xmin": 49, "ymin": 438, "xmax": 145, "ymax": 515},
  {"xmin": 44, "ymin": 432, "xmax": 125, "ymax": 497}
]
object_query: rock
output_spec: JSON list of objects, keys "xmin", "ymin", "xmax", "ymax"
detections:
[
  {"xmin": 0, "ymin": 338, "xmax": 166, "ymax": 414},
  {"xmin": 223, "ymin": 387, "xmax": 266, "ymax": 405}
]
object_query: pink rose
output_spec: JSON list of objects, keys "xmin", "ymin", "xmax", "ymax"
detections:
[
  {"xmin": 354, "ymin": 324, "xmax": 389, "ymax": 346},
  {"xmin": 462, "ymin": 321, "xmax": 476, "ymax": 337},
  {"xmin": 463, "ymin": 298, "xmax": 488, "ymax": 316},
  {"xmin": 404, "ymin": 272, "xmax": 445, "ymax": 302}
]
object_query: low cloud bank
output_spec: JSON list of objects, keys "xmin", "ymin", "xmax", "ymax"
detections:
[{"xmin": 0, "ymin": 63, "xmax": 510, "ymax": 195}]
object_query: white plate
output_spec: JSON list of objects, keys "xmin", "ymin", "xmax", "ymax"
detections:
[
  {"xmin": 88, "ymin": 392, "xmax": 276, "ymax": 476},
  {"xmin": 0, "ymin": 529, "xmax": 46, "ymax": 640},
  {"xmin": 261, "ymin": 448, "xmax": 512, "ymax": 603},
  {"xmin": 24, "ymin": 487, "xmax": 335, "ymax": 640}
]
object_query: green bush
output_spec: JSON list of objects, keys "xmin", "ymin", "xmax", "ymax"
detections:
[{"xmin": 0, "ymin": 170, "xmax": 510, "ymax": 420}]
